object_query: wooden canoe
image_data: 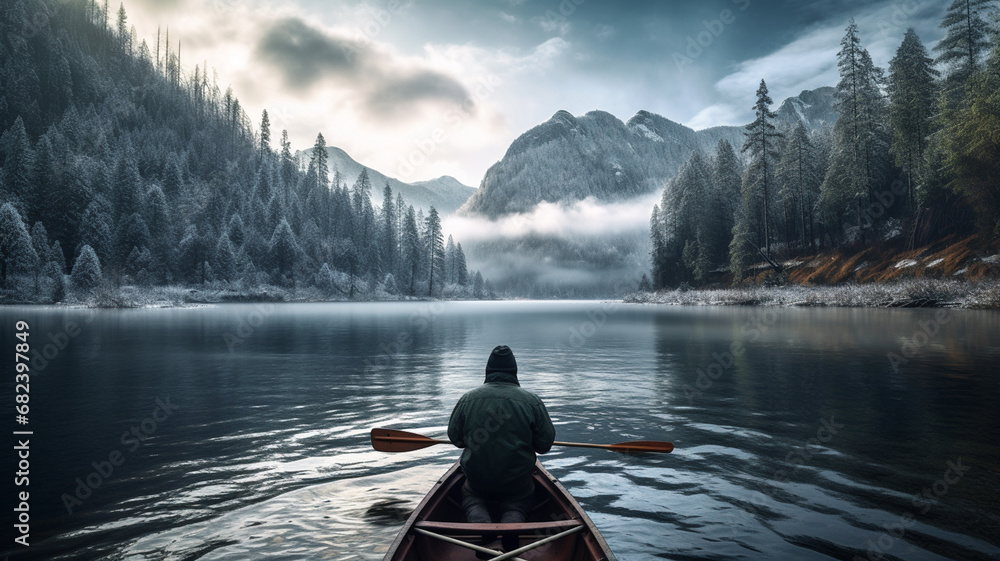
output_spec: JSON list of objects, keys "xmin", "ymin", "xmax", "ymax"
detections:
[{"xmin": 383, "ymin": 461, "xmax": 618, "ymax": 561}]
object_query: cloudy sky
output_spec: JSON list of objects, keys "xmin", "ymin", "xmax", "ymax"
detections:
[{"xmin": 122, "ymin": 0, "xmax": 951, "ymax": 187}]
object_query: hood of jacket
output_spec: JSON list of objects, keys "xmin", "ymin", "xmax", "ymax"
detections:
[{"xmin": 484, "ymin": 370, "xmax": 519, "ymax": 386}]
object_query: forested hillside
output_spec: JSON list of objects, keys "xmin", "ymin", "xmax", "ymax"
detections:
[
  {"xmin": 297, "ymin": 146, "xmax": 476, "ymax": 216},
  {"xmin": 651, "ymin": 5, "xmax": 1000, "ymax": 289},
  {"xmin": 0, "ymin": 0, "xmax": 486, "ymax": 303}
]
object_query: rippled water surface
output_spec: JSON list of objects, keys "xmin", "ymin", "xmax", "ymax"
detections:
[{"xmin": 2, "ymin": 301, "xmax": 999, "ymax": 560}]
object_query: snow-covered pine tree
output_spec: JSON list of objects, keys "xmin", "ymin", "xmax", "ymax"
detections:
[
  {"xmin": 71, "ymin": 244, "xmax": 103, "ymax": 292},
  {"xmin": 424, "ymin": 207, "xmax": 445, "ymax": 296},
  {"xmin": 30, "ymin": 221, "xmax": 50, "ymax": 293},
  {"xmin": 113, "ymin": 212, "xmax": 151, "ymax": 274},
  {"xmin": 259, "ymin": 110, "xmax": 270, "ymax": 162},
  {"xmin": 455, "ymin": 243, "xmax": 469, "ymax": 286},
  {"xmin": 334, "ymin": 237, "xmax": 358, "ymax": 298},
  {"xmin": 381, "ymin": 273, "xmax": 398, "ymax": 295},
  {"xmin": 713, "ymin": 138, "xmax": 742, "ymax": 234},
  {"xmin": 395, "ymin": 192, "xmax": 405, "ymax": 261},
  {"xmin": 935, "ymin": 0, "xmax": 995, "ymax": 95},
  {"xmin": 379, "ymin": 184, "xmax": 397, "ymax": 278},
  {"xmin": 30, "ymin": 134, "xmax": 55, "ymax": 226},
  {"xmin": 776, "ymin": 123, "xmax": 822, "ymax": 249},
  {"xmin": 50, "ymin": 240, "xmax": 67, "ymax": 276},
  {"xmin": 310, "ymin": 133, "xmax": 329, "ymax": 194},
  {"xmin": 741, "ymin": 79, "xmax": 782, "ymax": 258},
  {"xmin": 401, "ymin": 205, "xmax": 421, "ymax": 295},
  {"xmin": 888, "ymin": 28, "xmax": 939, "ymax": 214},
  {"xmin": 0, "ymin": 117, "xmax": 34, "ymax": 209},
  {"xmin": 649, "ymin": 204, "xmax": 667, "ymax": 289},
  {"xmin": 655, "ymin": 151, "xmax": 713, "ymax": 284},
  {"xmin": 444, "ymin": 234, "xmax": 456, "ymax": 284},
  {"xmin": 857, "ymin": 48, "xmax": 892, "ymax": 214},
  {"xmin": 144, "ymin": 185, "xmax": 173, "ymax": 281},
  {"xmin": 162, "ymin": 153, "xmax": 184, "ymax": 196},
  {"xmin": 214, "ymin": 231, "xmax": 237, "ymax": 282},
  {"xmin": 123, "ymin": 246, "xmax": 152, "ymax": 285},
  {"xmin": 280, "ymin": 130, "xmax": 296, "ymax": 188},
  {"xmin": 268, "ymin": 218, "xmax": 298, "ymax": 285},
  {"xmin": 473, "ymin": 270, "xmax": 485, "ymax": 299},
  {"xmin": 226, "ymin": 213, "xmax": 246, "ymax": 247},
  {"xmin": 77, "ymin": 198, "xmax": 114, "ymax": 265},
  {"xmin": 52, "ymin": 270, "xmax": 66, "ymax": 303},
  {"xmin": 30, "ymin": 222, "xmax": 51, "ymax": 268},
  {"xmin": 45, "ymin": 158, "xmax": 88, "ymax": 256},
  {"xmin": 0, "ymin": 203, "xmax": 38, "ymax": 289},
  {"xmin": 316, "ymin": 262, "xmax": 335, "ymax": 294},
  {"xmin": 178, "ymin": 225, "xmax": 210, "ymax": 284},
  {"xmin": 351, "ymin": 169, "xmax": 375, "ymax": 275},
  {"xmin": 820, "ymin": 19, "xmax": 891, "ymax": 237},
  {"xmin": 111, "ymin": 152, "xmax": 143, "ymax": 223},
  {"xmin": 729, "ymin": 202, "xmax": 754, "ymax": 285}
]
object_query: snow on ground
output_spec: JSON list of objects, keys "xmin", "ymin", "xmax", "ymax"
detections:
[{"xmin": 624, "ymin": 279, "xmax": 1000, "ymax": 309}]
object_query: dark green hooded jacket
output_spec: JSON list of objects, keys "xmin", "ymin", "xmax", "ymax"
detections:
[{"xmin": 447, "ymin": 371, "xmax": 556, "ymax": 499}]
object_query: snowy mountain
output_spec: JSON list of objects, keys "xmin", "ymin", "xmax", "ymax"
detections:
[
  {"xmin": 774, "ymin": 86, "xmax": 837, "ymax": 131},
  {"xmin": 461, "ymin": 87, "xmax": 836, "ymax": 218},
  {"xmin": 298, "ymin": 146, "xmax": 476, "ymax": 215},
  {"xmin": 455, "ymin": 87, "xmax": 836, "ymax": 296},
  {"xmin": 460, "ymin": 110, "xmax": 740, "ymax": 217}
]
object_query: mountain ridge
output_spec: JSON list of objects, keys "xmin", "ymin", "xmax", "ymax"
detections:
[
  {"xmin": 297, "ymin": 146, "xmax": 476, "ymax": 215},
  {"xmin": 461, "ymin": 87, "xmax": 835, "ymax": 218}
]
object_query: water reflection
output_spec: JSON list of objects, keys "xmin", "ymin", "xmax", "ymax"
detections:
[{"xmin": 0, "ymin": 302, "xmax": 997, "ymax": 560}]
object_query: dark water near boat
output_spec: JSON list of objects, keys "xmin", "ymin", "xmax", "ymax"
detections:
[{"xmin": 2, "ymin": 301, "xmax": 999, "ymax": 561}]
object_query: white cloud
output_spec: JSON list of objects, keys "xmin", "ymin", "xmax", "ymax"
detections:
[
  {"xmin": 685, "ymin": 2, "xmax": 945, "ymax": 130},
  {"xmin": 686, "ymin": 103, "xmax": 749, "ymax": 130},
  {"xmin": 443, "ymin": 194, "xmax": 659, "ymax": 241},
  {"xmin": 119, "ymin": 0, "xmax": 516, "ymax": 186},
  {"xmin": 715, "ymin": 25, "xmax": 842, "ymax": 101}
]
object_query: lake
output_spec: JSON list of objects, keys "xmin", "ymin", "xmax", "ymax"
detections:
[{"xmin": 2, "ymin": 301, "xmax": 999, "ymax": 560}]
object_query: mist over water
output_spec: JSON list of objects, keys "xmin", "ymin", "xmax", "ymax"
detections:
[
  {"xmin": 445, "ymin": 195, "xmax": 656, "ymax": 296},
  {"xmin": 3, "ymin": 302, "xmax": 998, "ymax": 560}
]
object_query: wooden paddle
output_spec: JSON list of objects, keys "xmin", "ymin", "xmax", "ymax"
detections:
[{"xmin": 371, "ymin": 428, "xmax": 674, "ymax": 454}]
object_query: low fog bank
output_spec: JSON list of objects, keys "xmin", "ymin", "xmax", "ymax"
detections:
[{"xmin": 446, "ymin": 196, "xmax": 655, "ymax": 298}]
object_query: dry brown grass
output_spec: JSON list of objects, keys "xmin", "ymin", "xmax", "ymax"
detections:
[{"xmin": 782, "ymin": 235, "xmax": 998, "ymax": 285}]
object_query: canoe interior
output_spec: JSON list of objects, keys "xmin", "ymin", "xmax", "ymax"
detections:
[{"xmin": 384, "ymin": 461, "xmax": 616, "ymax": 561}]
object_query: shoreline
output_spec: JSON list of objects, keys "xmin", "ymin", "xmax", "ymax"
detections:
[
  {"xmin": 623, "ymin": 279, "xmax": 1000, "ymax": 309},
  {"xmin": 5, "ymin": 280, "xmax": 1000, "ymax": 310},
  {"xmin": 0, "ymin": 283, "xmax": 492, "ymax": 309}
]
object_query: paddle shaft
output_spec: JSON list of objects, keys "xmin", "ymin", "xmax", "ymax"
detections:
[
  {"xmin": 553, "ymin": 441, "xmax": 624, "ymax": 450},
  {"xmin": 371, "ymin": 428, "xmax": 672, "ymax": 454}
]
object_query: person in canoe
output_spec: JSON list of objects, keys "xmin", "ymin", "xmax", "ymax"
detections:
[{"xmin": 447, "ymin": 345, "xmax": 556, "ymax": 552}]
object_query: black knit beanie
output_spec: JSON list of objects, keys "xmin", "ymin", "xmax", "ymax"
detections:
[{"xmin": 485, "ymin": 345, "xmax": 517, "ymax": 375}]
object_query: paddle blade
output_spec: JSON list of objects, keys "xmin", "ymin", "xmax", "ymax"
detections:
[
  {"xmin": 606, "ymin": 440, "xmax": 674, "ymax": 454},
  {"xmin": 371, "ymin": 428, "xmax": 448, "ymax": 453}
]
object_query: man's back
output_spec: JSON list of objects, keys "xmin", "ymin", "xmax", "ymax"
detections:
[{"xmin": 448, "ymin": 368, "xmax": 555, "ymax": 498}]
